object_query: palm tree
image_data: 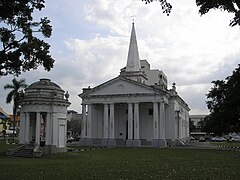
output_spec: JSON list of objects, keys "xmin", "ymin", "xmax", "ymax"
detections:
[{"xmin": 4, "ymin": 78, "xmax": 28, "ymax": 142}]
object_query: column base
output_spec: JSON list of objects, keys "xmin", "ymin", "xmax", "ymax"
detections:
[
  {"xmin": 85, "ymin": 138, "xmax": 93, "ymax": 146},
  {"xmin": 108, "ymin": 139, "xmax": 116, "ymax": 147},
  {"xmin": 166, "ymin": 139, "xmax": 176, "ymax": 147},
  {"xmin": 152, "ymin": 139, "xmax": 159, "ymax": 147},
  {"xmin": 101, "ymin": 139, "xmax": 108, "ymax": 147},
  {"xmin": 79, "ymin": 138, "xmax": 86, "ymax": 146},
  {"xmin": 133, "ymin": 139, "xmax": 141, "ymax": 147},
  {"xmin": 158, "ymin": 139, "xmax": 167, "ymax": 147},
  {"xmin": 126, "ymin": 140, "xmax": 133, "ymax": 147},
  {"xmin": 175, "ymin": 139, "xmax": 185, "ymax": 146}
]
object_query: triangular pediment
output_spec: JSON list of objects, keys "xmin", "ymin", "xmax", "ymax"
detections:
[{"xmin": 80, "ymin": 77, "xmax": 158, "ymax": 97}]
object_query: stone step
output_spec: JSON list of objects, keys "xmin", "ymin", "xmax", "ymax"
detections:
[{"xmin": 10, "ymin": 147, "xmax": 34, "ymax": 158}]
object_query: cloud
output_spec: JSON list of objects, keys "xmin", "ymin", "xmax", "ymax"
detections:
[{"xmin": 1, "ymin": 0, "xmax": 240, "ymax": 115}]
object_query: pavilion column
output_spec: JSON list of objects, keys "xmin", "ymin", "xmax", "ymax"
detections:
[
  {"xmin": 159, "ymin": 102, "xmax": 166, "ymax": 147},
  {"xmin": 179, "ymin": 116, "xmax": 182, "ymax": 140},
  {"xmin": 45, "ymin": 113, "xmax": 51, "ymax": 145},
  {"xmin": 35, "ymin": 112, "xmax": 41, "ymax": 145},
  {"xmin": 133, "ymin": 103, "xmax": 140, "ymax": 147},
  {"xmin": 19, "ymin": 112, "xmax": 25, "ymax": 144},
  {"xmin": 152, "ymin": 102, "xmax": 159, "ymax": 147},
  {"xmin": 186, "ymin": 113, "xmax": 189, "ymax": 141},
  {"xmin": 25, "ymin": 113, "xmax": 30, "ymax": 144},
  {"xmin": 108, "ymin": 103, "xmax": 116, "ymax": 146},
  {"xmin": 80, "ymin": 104, "xmax": 87, "ymax": 146},
  {"xmin": 102, "ymin": 104, "xmax": 109, "ymax": 146},
  {"xmin": 126, "ymin": 103, "xmax": 133, "ymax": 147}
]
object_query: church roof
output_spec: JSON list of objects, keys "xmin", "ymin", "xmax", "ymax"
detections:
[
  {"xmin": 125, "ymin": 23, "xmax": 141, "ymax": 72},
  {"xmin": 79, "ymin": 76, "xmax": 166, "ymax": 98}
]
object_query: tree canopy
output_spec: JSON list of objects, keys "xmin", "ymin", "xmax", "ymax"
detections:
[
  {"xmin": 67, "ymin": 119, "xmax": 82, "ymax": 138},
  {"xmin": 196, "ymin": 0, "xmax": 240, "ymax": 26},
  {"xmin": 205, "ymin": 64, "xmax": 240, "ymax": 135},
  {"xmin": 143, "ymin": 0, "xmax": 240, "ymax": 26},
  {"xmin": 0, "ymin": 0, "xmax": 54, "ymax": 76},
  {"xmin": 142, "ymin": 0, "xmax": 172, "ymax": 15}
]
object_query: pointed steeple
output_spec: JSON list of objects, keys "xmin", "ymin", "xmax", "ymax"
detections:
[
  {"xmin": 126, "ymin": 23, "xmax": 141, "ymax": 72},
  {"xmin": 120, "ymin": 22, "xmax": 147, "ymax": 84}
]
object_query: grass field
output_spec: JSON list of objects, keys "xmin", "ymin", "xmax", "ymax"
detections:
[{"xmin": 1, "ymin": 140, "xmax": 240, "ymax": 180}]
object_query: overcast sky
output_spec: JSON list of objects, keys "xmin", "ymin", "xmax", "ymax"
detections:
[{"xmin": 1, "ymin": 0, "xmax": 240, "ymax": 115}]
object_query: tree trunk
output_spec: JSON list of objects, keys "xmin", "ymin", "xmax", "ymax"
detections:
[{"xmin": 12, "ymin": 104, "xmax": 16, "ymax": 143}]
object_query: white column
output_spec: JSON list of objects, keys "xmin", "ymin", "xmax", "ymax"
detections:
[
  {"xmin": 168, "ymin": 100, "xmax": 176, "ymax": 142},
  {"xmin": 109, "ymin": 104, "xmax": 114, "ymax": 139},
  {"xmin": 25, "ymin": 113, "xmax": 30, "ymax": 144},
  {"xmin": 35, "ymin": 112, "xmax": 41, "ymax": 145},
  {"xmin": 153, "ymin": 102, "xmax": 159, "ymax": 139},
  {"xmin": 19, "ymin": 112, "xmax": 25, "ymax": 144},
  {"xmin": 179, "ymin": 116, "xmax": 182, "ymax": 139},
  {"xmin": 128, "ymin": 103, "xmax": 133, "ymax": 140},
  {"xmin": 87, "ymin": 104, "xmax": 92, "ymax": 138},
  {"xmin": 45, "ymin": 113, "xmax": 51, "ymax": 145},
  {"xmin": 159, "ymin": 102, "xmax": 166, "ymax": 139},
  {"xmin": 81, "ymin": 104, "xmax": 87, "ymax": 138},
  {"xmin": 134, "ymin": 103, "xmax": 139, "ymax": 140},
  {"xmin": 186, "ymin": 113, "xmax": 189, "ymax": 139},
  {"xmin": 45, "ymin": 113, "xmax": 49, "ymax": 145},
  {"xmin": 103, "ymin": 104, "xmax": 109, "ymax": 139}
]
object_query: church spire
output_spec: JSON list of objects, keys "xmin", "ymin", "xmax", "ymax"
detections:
[{"xmin": 126, "ymin": 23, "xmax": 141, "ymax": 72}]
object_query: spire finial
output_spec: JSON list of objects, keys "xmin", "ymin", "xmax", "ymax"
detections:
[{"xmin": 130, "ymin": 15, "xmax": 136, "ymax": 23}]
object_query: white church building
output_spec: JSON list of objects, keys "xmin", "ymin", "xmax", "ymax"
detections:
[{"xmin": 79, "ymin": 23, "xmax": 190, "ymax": 147}]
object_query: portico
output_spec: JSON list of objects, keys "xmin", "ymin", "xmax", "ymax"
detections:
[{"xmin": 79, "ymin": 79, "xmax": 180, "ymax": 147}]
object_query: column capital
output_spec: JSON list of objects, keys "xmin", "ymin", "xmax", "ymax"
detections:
[{"xmin": 133, "ymin": 102, "xmax": 140, "ymax": 104}]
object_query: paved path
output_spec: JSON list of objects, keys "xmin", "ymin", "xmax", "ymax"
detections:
[
  {"xmin": 182, "ymin": 142, "xmax": 240, "ymax": 151},
  {"xmin": 189, "ymin": 142, "xmax": 219, "ymax": 149}
]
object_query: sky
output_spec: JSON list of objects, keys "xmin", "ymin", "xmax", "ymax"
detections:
[{"xmin": 1, "ymin": 0, "xmax": 240, "ymax": 115}]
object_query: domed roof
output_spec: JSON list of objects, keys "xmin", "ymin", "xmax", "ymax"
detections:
[
  {"xmin": 21, "ymin": 78, "xmax": 70, "ymax": 107},
  {"xmin": 27, "ymin": 78, "xmax": 63, "ymax": 91}
]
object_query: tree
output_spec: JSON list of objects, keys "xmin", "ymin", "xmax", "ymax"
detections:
[
  {"xmin": 67, "ymin": 119, "xmax": 82, "ymax": 139},
  {"xmin": 196, "ymin": 0, "xmax": 240, "ymax": 26},
  {"xmin": 189, "ymin": 119, "xmax": 196, "ymax": 132},
  {"xmin": 197, "ymin": 119, "xmax": 206, "ymax": 132},
  {"xmin": 0, "ymin": 0, "xmax": 54, "ymax": 76},
  {"xmin": 205, "ymin": 64, "xmax": 240, "ymax": 135},
  {"xmin": 143, "ymin": 0, "xmax": 240, "ymax": 27},
  {"xmin": 142, "ymin": 0, "xmax": 172, "ymax": 15},
  {"xmin": 4, "ymin": 78, "xmax": 27, "ymax": 142},
  {"xmin": 0, "ymin": 117, "xmax": 10, "ymax": 140}
]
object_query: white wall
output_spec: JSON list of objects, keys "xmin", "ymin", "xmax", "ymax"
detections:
[
  {"xmin": 114, "ymin": 105, "xmax": 127, "ymax": 139},
  {"xmin": 139, "ymin": 103, "xmax": 153, "ymax": 141}
]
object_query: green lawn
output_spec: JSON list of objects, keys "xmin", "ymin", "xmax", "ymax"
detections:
[{"xmin": 1, "ymin": 140, "xmax": 240, "ymax": 180}]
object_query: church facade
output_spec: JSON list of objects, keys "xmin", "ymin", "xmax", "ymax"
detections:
[{"xmin": 79, "ymin": 23, "xmax": 190, "ymax": 147}]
